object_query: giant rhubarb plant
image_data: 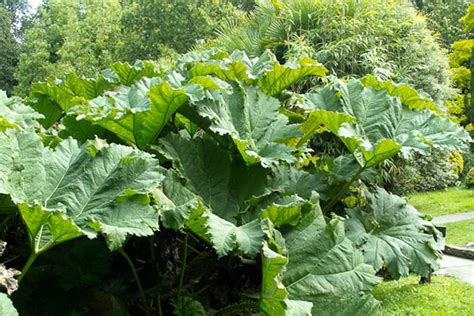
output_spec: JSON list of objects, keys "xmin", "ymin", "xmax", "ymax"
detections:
[{"xmin": 0, "ymin": 49, "xmax": 469, "ymax": 315}]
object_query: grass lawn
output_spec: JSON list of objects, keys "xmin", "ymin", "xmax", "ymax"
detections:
[
  {"xmin": 374, "ymin": 276, "xmax": 474, "ymax": 315},
  {"xmin": 444, "ymin": 219, "xmax": 474, "ymax": 247},
  {"xmin": 407, "ymin": 187, "xmax": 474, "ymax": 217}
]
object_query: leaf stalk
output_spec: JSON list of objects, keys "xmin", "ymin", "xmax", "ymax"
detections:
[
  {"xmin": 178, "ymin": 233, "xmax": 189, "ymax": 296},
  {"xmin": 17, "ymin": 252, "xmax": 38, "ymax": 284},
  {"xmin": 118, "ymin": 248, "xmax": 150, "ymax": 316}
]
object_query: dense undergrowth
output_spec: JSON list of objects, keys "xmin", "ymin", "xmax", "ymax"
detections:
[{"xmin": 0, "ymin": 48, "xmax": 470, "ymax": 315}]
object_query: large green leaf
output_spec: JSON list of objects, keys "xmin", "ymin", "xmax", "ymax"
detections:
[
  {"xmin": 260, "ymin": 242, "xmax": 312, "ymax": 316},
  {"xmin": 0, "ymin": 91, "xmax": 43, "ymax": 131},
  {"xmin": 0, "ymin": 293, "xmax": 18, "ymax": 316},
  {"xmin": 31, "ymin": 74, "xmax": 113, "ymax": 128},
  {"xmin": 156, "ymin": 133, "xmax": 269, "ymax": 222},
  {"xmin": 282, "ymin": 202, "xmax": 381, "ymax": 315},
  {"xmin": 345, "ymin": 188, "xmax": 440, "ymax": 279},
  {"xmin": 361, "ymin": 75, "xmax": 440, "ymax": 113},
  {"xmin": 31, "ymin": 61, "xmax": 165, "ymax": 129},
  {"xmin": 257, "ymin": 56, "xmax": 327, "ymax": 96},
  {"xmin": 70, "ymin": 75, "xmax": 229, "ymax": 148},
  {"xmin": 197, "ymin": 85, "xmax": 302, "ymax": 167},
  {"xmin": 107, "ymin": 60, "xmax": 165, "ymax": 86},
  {"xmin": 156, "ymin": 133, "xmax": 270, "ymax": 257},
  {"xmin": 0, "ymin": 130, "xmax": 163, "ymax": 252},
  {"xmin": 303, "ymin": 79, "xmax": 470, "ymax": 155},
  {"xmin": 204, "ymin": 213, "xmax": 264, "ymax": 257},
  {"xmin": 294, "ymin": 109, "xmax": 401, "ymax": 168},
  {"xmin": 58, "ymin": 115, "xmax": 110, "ymax": 143},
  {"xmin": 260, "ymin": 241, "xmax": 291, "ymax": 315},
  {"xmin": 259, "ymin": 218, "xmax": 313, "ymax": 316},
  {"xmin": 153, "ymin": 169, "xmax": 201, "ymax": 231},
  {"xmin": 259, "ymin": 198, "xmax": 381, "ymax": 315},
  {"xmin": 185, "ymin": 50, "xmax": 326, "ymax": 96},
  {"xmin": 266, "ymin": 166, "xmax": 327, "ymax": 201}
]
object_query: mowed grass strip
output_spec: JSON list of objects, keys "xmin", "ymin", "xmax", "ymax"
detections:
[
  {"xmin": 374, "ymin": 276, "xmax": 474, "ymax": 316},
  {"xmin": 444, "ymin": 219, "xmax": 474, "ymax": 247},
  {"xmin": 408, "ymin": 187, "xmax": 474, "ymax": 217}
]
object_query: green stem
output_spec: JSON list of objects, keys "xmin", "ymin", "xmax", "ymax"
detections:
[
  {"xmin": 177, "ymin": 236, "xmax": 201, "ymax": 255},
  {"xmin": 323, "ymin": 166, "xmax": 366, "ymax": 213},
  {"xmin": 0, "ymin": 214, "xmax": 13, "ymax": 231},
  {"xmin": 157, "ymin": 293, "xmax": 163, "ymax": 316},
  {"xmin": 178, "ymin": 233, "xmax": 189, "ymax": 296},
  {"xmin": 239, "ymin": 257, "xmax": 257, "ymax": 265},
  {"xmin": 149, "ymin": 237, "xmax": 163, "ymax": 316},
  {"xmin": 17, "ymin": 252, "xmax": 38, "ymax": 284},
  {"xmin": 214, "ymin": 302, "xmax": 260, "ymax": 316},
  {"xmin": 118, "ymin": 248, "xmax": 150, "ymax": 316}
]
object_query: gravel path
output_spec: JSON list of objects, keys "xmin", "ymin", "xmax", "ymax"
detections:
[{"xmin": 432, "ymin": 211, "xmax": 474, "ymax": 225}]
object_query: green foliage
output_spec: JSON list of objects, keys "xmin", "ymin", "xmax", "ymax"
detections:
[
  {"xmin": 450, "ymin": 150, "xmax": 465, "ymax": 175},
  {"xmin": 281, "ymin": 206, "xmax": 381, "ymax": 315},
  {"xmin": 230, "ymin": 0, "xmax": 256, "ymax": 11},
  {"xmin": 0, "ymin": 6, "xmax": 18, "ymax": 95},
  {"xmin": 118, "ymin": 0, "xmax": 243, "ymax": 62},
  {"xmin": 466, "ymin": 166, "xmax": 474, "ymax": 188},
  {"xmin": 447, "ymin": 39, "xmax": 473, "ymax": 125},
  {"xmin": 0, "ymin": 48, "xmax": 470, "ymax": 314},
  {"xmin": 14, "ymin": 0, "xmax": 123, "ymax": 96},
  {"xmin": 209, "ymin": 0, "xmax": 454, "ymax": 107},
  {"xmin": 446, "ymin": 4, "xmax": 474, "ymax": 127},
  {"xmin": 302, "ymin": 79, "xmax": 469, "ymax": 157},
  {"xmin": 412, "ymin": 0, "xmax": 471, "ymax": 48},
  {"xmin": 0, "ymin": 0, "xmax": 28, "ymax": 37},
  {"xmin": 172, "ymin": 296, "xmax": 205, "ymax": 316},
  {"xmin": 461, "ymin": 3, "xmax": 474, "ymax": 32}
]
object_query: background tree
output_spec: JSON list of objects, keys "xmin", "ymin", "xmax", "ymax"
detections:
[
  {"xmin": 118, "ymin": 0, "xmax": 243, "ymax": 62},
  {"xmin": 0, "ymin": 5, "xmax": 18, "ymax": 95},
  {"xmin": 411, "ymin": 0, "xmax": 470, "ymax": 48},
  {"xmin": 230, "ymin": 0, "xmax": 256, "ymax": 11},
  {"xmin": 14, "ymin": 0, "xmax": 122, "ymax": 96},
  {"xmin": 0, "ymin": 0, "xmax": 28, "ymax": 36}
]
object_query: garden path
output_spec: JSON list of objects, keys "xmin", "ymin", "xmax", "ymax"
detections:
[
  {"xmin": 433, "ymin": 212, "xmax": 474, "ymax": 284},
  {"xmin": 433, "ymin": 211, "xmax": 474, "ymax": 225},
  {"xmin": 437, "ymin": 255, "xmax": 474, "ymax": 284}
]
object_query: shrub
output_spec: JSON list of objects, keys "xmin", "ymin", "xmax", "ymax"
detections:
[
  {"xmin": 466, "ymin": 167, "xmax": 474, "ymax": 188},
  {"xmin": 388, "ymin": 149, "xmax": 461, "ymax": 195},
  {"xmin": 450, "ymin": 150, "xmax": 465, "ymax": 175}
]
